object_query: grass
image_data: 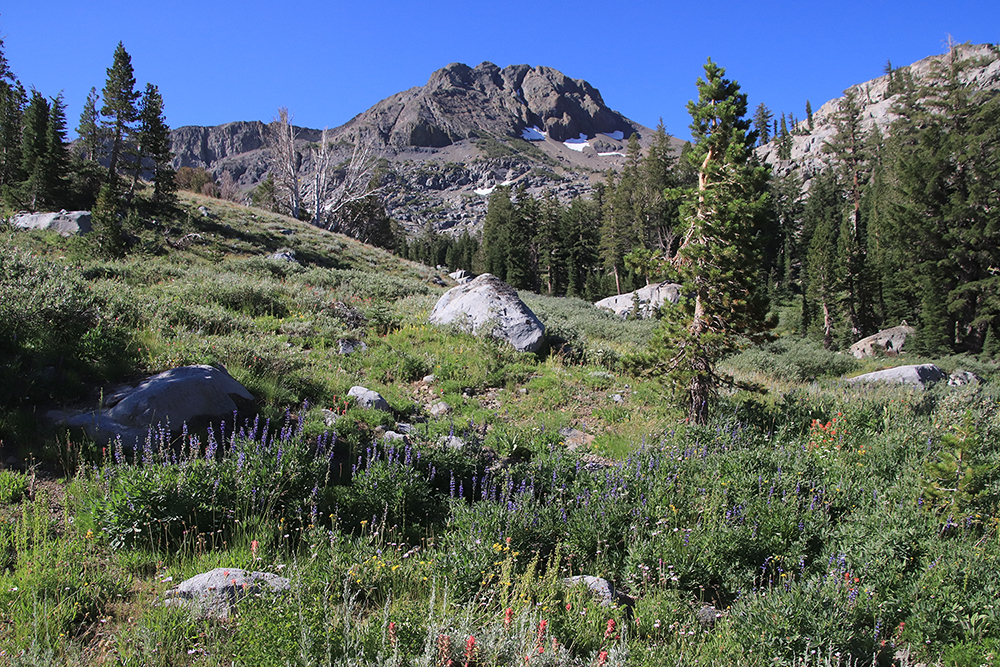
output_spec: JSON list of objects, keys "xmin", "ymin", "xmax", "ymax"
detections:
[{"xmin": 2, "ymin": 191, "xmax": 1000, "ymax": 665}]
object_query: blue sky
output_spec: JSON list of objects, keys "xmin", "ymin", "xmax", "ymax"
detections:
[{"xmin": 2, "ymin": 1, "xmax": 997, "ymax": 141}]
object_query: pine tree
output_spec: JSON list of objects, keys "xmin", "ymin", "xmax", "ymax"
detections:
[
  {"xmin": 0, "ymin": 46, "xmax": 25, "ymax": 192},
  {"xmin": 43, "ymin": 92, "xmax": 70, "ymax": 206},
  {"xmin": 652, "ymin": 59, "xmax": 775, "ymax": 424},
  {"xmin": 777, "ymin": 114, "xmax": 792, "ymax": 159},
  {"xmin": 823, "ymin": 87, "xmax": 875, "ymax": 342},
  {"xmin": 805, "ymin": 100, "xmax": 814, "ymax": 130},
  {"xmin": 133, "ymin": 83, "xmax": 175, "ymax": 204},
  {"xmin": 19, "ymin": 89, "xmax": 50, "ymax": 210},
  {"xmin": 100, "ymin": 42, "xmax": 139, "ymax": 186},
  {"xmin": 802, "ymin": 169, "xmax": 843, "ymax": 348},
  {"xmin": 561, "ymin": 196, "xmax": 600, "ymax": 298},
  {"xmin": 76, "ymin": 87, "xmax": 102, "ymax": 162},
  {"xmin": 481, "ymin": 186, "xmax": 515, "ymax": 282},
  {"xmin": 752, "ymin": 103, "xmax": 773, "ymax": 146}
]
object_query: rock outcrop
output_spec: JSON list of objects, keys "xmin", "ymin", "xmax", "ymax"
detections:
[
  {"xmin": 849, "ymin": 323, "xmax": 915, "ymax": 359},
  {"xmin": 429, "ymin": 274, "xmax": 545, "ymax": 353},
  {"xmin": 758, "ymin": 44, "xmax": 1000, "ymax": 190},
  {"xmin": 845, "ymin": 364, "xmax": 945, "ymax": 390},
  {"xmin": 11, "ymin": 210, "xmax": 92, "ymax": 236},
  {"xmin": 594, "ymin": 282, "xmax": 681, "ymax": 319},
  {"xmin": 54, "ymin": 364, "xmax": 255, "ymax": 446}
]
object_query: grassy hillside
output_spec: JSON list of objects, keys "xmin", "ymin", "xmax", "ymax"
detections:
[{"xmin": 2, "ymin": 194, "xmax": 1000, "ymax": 666}]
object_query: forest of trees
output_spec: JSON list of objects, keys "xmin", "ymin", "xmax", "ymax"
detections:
[
  {"xmin": 0, "ymin": 37, "xmax": 175, "ymax": 220},
  {"xmin": 422, "ymin": 44, "xmax": 999, "ymax": 359}
]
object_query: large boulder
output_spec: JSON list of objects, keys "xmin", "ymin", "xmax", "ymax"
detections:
[
  {"xmin": 849, "ymin": 323, "xmax": 915, "ymax": 359},
  {"xmin": 429, "ymin": 273, "xmax": 545, "ymax": 353},
  {"xmin": 164, "ymin": 568, "xmax": 290, "ymax": 619},
  {"xmin": 845, "ymin": 364, "xmax": 945, "ymax": 390},
  {"xmin": 55, "ymin": 364, "xmax": 255, "ymax": 446},
  {"xmin": 11, "ymin": 210, "xmax": 92, "ymax": 236},
  {"xmin": 594, "ymin": 282, "xmax": 681, "ymax": 319}
]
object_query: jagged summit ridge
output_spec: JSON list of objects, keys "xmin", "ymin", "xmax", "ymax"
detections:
[{"xmin": 340, "ymin": 61, "xmax": 642, "ymax": 147}]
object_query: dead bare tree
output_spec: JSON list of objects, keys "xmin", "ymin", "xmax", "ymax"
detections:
[
  {"xmin": 309, "ymin": 128, "xmax": 384, "ymax": 231},
  {"xmin": 267, "ymin": 107, "xmax": 303, "ymax": 219}
]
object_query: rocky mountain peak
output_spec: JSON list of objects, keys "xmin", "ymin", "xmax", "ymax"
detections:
[{"xmin": 341, "ymin": 61, "xmax": 639, "ymax": 147}]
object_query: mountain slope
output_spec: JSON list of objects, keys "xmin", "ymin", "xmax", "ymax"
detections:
[
  {"xmin": 169, "ymin": 62, "xmax": 682, "ymax": 236},
  {"xmin": 758, "ymin": 43, "xmax": 1000, "ymax": 187}
]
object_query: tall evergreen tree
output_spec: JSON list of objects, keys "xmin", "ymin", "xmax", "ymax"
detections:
[
  {"xmin": 802, "ymin": 168, "xmax": 843, "ymax": 348},
  {"xmin": 76, "ymin": 87, "xmax": 102, "ymax": 162},
  {"xmin": 823, "ymin": 87, "xmax": 875, "ymax": 342},
  {"xmin": 133, "ymin": 83, "xmax": 175, "ymax": 204},
  {"xmin": 0, "ymin": 36, "xmax": 25, "ymax": 192},
  {"xmin": 652, "ymin": 59, "xmax": 775, "ymax": 424},
  {"xmin": 752, "ymin": 103, "xmax": 773, "ymax": 146},
  {"xmin": 805, "ymin": 100, "xmax": 814, "ymax": 130},
  {"xmin": 561, "ymin": 195, "xmax": 601, "ymax": 299},
  {"xmin": 100, "ymin": 42, "xmax": 139, "ymax": 186},
  {"xmin": 19, "ymin": 89, "xmax": 50, "ymax": 210}
]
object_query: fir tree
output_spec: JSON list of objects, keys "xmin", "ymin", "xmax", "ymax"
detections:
[
  {"xmin": 18, "ymin": 89, "xmax": 50, "ymax": 210},
  {"xmin": 133, "ymin": 83, "xmax": 175, "ymax": 204},
  {"xmin": 752, "ymin": 103, "xmax": 773, "ymax": 146},
  {"xmin": 652, "ymin": 59, "xmax": 775, "ymax": 424},
  {"xmin": 76, "ymin": 87, "xmax": 102, "ymax": 162},
  {"xmin": 100, "ymin": 42, "xmax": 139, "ymax": 186},
  {"xmin": 805, "ymin": 100, "xmax": 814, "ymax": 130}
]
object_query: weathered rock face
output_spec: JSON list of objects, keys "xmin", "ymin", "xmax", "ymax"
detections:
[
  {"xmin": 11, "ymin": 210, "xmax": 92, "ymax": 236},
  {"xmin": 54, "ymin": 364, "xmax": 255, "ymax": 445},
  {"xmin": 758, "ymin": 44, "xmax": 1000, "ymax": 191},
  {"xmin": 429, "ymin": 273, "xmax": 545, "ymax": 353},
  {"xmin": 845, "ymin": 364, "xmax": 945, "ymax": 390},
  {"xmin": 849, "ymin": 324, "xmax": 915, "ymax": 359},
  {"xmin": 594, "ymin": 282, "xmax": 681, "ymax": 319},
  {"xmin": 164, "ymin": 568, "xmax": 290, "ymax": 619},
  {"xmin": 340, "ymin": 62, "xmax": 642, "ymax": 148}
]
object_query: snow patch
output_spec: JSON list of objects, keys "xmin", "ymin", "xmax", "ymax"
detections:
[
  {"xmin": 602, "ymin": 131, "xmax": 625, "ymax": 141},
  {"xmin": 521, "ymin": 126, "xmax": 547, "ymax": 141},
  {"xmin": 475, "ymin": 185, "xmax": 496, "ymax": 196},
  {"xmin": 598, "ymin": 152, "xmax": 625, "ymax": 157},
  {"xmin": 500, "ymin": 179, "xmax": 515, "ymax": 187},
  {"xmin": 564, "ymin": 134, "xmax": 591, "ymax": 152}
]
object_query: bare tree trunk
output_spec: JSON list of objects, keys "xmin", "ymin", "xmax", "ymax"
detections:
[{"xmin": 268, "ymin": 107, "xmax": 301, "ymax": 219}]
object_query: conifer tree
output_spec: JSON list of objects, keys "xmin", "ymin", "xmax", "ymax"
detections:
[
  {"xmin": 133, "ymin": 83, "xmax": 175, "ymax": 203},
  {"xmin": 0, "ymin": 36, "xmax": 25, "ymax": 192},
  {"xmin": 887, "ymin": 43, "xmax": 1000, "ymax": 353},
  {"xmin": 752, "ymin": 103, "xmax": 772, "ymax": 146},
  {"xmin": 19, "ymin": 89, "xmax": 50, "ymax": 210},
  {"xmin": 805, "ymin": 100, "xmax": 814, "ymax": 130},
  {"xmin": 652, "ymin": 59, "xmax": 775, "ymax": 424},
  {"xmin": 76, "ymin": 87, "xmax": 102, "ymax": 162},
  {"xmin": 100, "ymin": 42, "xmax": 139, "ymax": 186}
]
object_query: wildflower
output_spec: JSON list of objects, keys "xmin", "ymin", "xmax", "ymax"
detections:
[
  {"xmin": 504, "ymin": 607, "xmax": 513, "ymax": 628},
  {"xmin": 388, "ymin": 622, "xmax": 398, "ymax": 649},
  {"xmin": 604, "ymin": 618, "xmax": 616, "ymax": 640},
  {"xmin": 251, "ymin": 540, "xmax": 259, "ymax": 557},
  {"xmin": 464, "ymin": 636, "xmax": 476, "ymax": 667},
  {"xmin": 596, "ymin": 650, "xmax": 609, "ymax": 666}
]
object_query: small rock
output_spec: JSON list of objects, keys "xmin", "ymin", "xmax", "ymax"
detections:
[
  {"xmin": 318, "ymin": 409, "xmax": 339, "ymax": 428},
  {"xmin": 559, "ymin": 427, "xmax": 595, "ymax": 451},
  {"xmin": 427, "ymin": 401, "xmax": 452, "ymax": 417},
  {"xmin": 948, "ymin": 370, "xmax": 981, "ymax": 387},
  {"xmin": 562, "ymin": 575, "xmax": 633, "ymax": 612},
  {"xmin": 164, "ymin": 568, "xmax": 289, "ymax": 619},
  {"xmin": 337, "ymin": 338, "xmax": 368, "ymax": 356},
  {"xmin": 348, "ymin": 386, "xmax": 391, "ymax": 412},
  {"xmin": 611, "ymin": 394, "xmax": 624, "ymax": 404},
  {"xmin": 422, "ymin": 374, "xmax": 437, "ymax": 384},
  {"xmin": 438, "ymin": 435, "xmax": 465, "ymax": 450},
  {"xmin": 383, "ymin": 431, "xmax": 408, "ymax": 443}
]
